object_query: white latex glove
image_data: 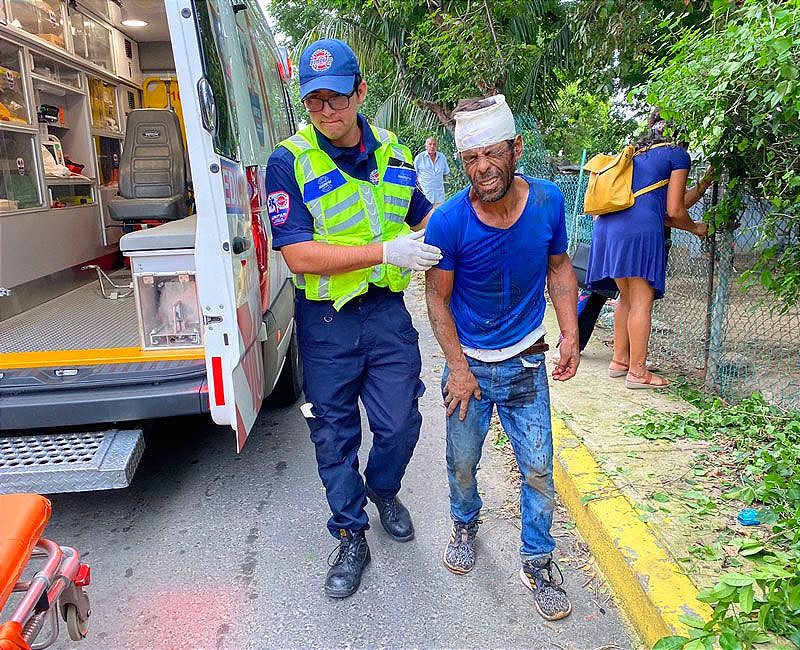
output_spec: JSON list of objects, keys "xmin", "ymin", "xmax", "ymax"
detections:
[{"xmin": 382, "ymin": 230, "xmax": 442, "ymax": 271}]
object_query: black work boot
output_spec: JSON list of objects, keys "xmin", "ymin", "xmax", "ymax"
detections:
[
  {"xmin": 365, "ymin": 485, "xmax": 415, "ymax": 542},
  {"xmin": 324, "ymin": 529, "xmax": 371, "ymax": 599}
]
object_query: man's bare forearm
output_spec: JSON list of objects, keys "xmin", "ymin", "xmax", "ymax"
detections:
[
  {"xmin": 547, "ymin": 255, "xmax": 579, "ymax": 339},
  {"xmin": 280, "ymin": 240, "xmax": 383, "ymax": 275},
  {"xmin": 425, "ymin": 274, "xmax": 469, "ymax": 372}
]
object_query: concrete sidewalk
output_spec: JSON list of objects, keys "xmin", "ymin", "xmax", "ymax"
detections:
[{"xmin": 542, "ymin": 305, "xmax": 736, "ymax": 645}]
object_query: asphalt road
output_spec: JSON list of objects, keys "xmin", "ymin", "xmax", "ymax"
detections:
[{"xmin": 46, "ymin": 281, "xmax": 634, "ymax": 650}]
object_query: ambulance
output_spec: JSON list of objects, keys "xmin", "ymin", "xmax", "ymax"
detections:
[{"xmin": 0, "ymin": 0, "xmax": 301, "ymax": 493}]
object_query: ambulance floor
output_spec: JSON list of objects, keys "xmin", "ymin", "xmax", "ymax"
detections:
[{"xmin": 0, "ymin": 273, "xmax": 138, "ymax": 353}]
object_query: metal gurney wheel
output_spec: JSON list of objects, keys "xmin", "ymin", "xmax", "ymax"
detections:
[{"xmin": 65, "ymin": 603, "xmax": 89, "ymax": 641}]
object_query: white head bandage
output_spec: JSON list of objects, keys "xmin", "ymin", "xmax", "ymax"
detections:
[{"xmin": 453, "ymin": 95, "xmax": 517, "ymax": 152}]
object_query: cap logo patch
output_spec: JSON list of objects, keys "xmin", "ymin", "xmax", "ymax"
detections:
[{"xmin": 309, "ymin": 49, "xmax": 334, "ymax": 72}]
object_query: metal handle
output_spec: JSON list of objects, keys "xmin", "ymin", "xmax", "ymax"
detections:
[
  {"xmin": 231, "ymin": 236, "xmax": 250, "ymax": 255},
  {"xmin": 197, "ymin": 77, "xmax": 217, "ymax": 134}
]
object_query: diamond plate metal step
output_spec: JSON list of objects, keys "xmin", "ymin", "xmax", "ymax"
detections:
[{"xmin": 0, "ymin": 429, "xmax": 145, "ymax": 494}]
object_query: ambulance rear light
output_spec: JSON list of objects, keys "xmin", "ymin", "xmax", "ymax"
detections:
[
  {"xmin": 135, "ymin": 272, "xmax": 203, "ymax": 350},
  {"xmin": 277, "ymin": 47, "xmax": 292, "ymax": 80},
  {"xmin": 211, "ymin": 356, "xmax": 226, "ymax": 406}
]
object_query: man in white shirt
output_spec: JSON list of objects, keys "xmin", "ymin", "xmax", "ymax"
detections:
[{"xmin": 413, "ymin": 137, "xmax": 451, "ymax": 204}]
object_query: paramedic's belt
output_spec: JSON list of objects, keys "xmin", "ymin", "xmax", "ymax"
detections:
[{"xmin": 517, "ymin": 336, "xmax": 549, "ymax": 356}]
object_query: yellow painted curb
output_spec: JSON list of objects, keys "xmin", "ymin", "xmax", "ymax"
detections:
[{"xmin": 551, "ymin": 416, "xmax": 712, "ymax": 646}]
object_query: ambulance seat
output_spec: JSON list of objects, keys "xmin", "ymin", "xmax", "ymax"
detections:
[{"xmin": 109, "ymin": 109, "xmax": 188, "ymax": 222}]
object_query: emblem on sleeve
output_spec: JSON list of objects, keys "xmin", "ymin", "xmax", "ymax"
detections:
[{"xmin": 267, "ymin": 191, "xmax": 290, "ymax": 226}]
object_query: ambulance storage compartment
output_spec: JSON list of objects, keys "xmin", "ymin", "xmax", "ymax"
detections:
[{"xmin": 119, "ymin": 214, "xmax": 201, "ymax": 351}]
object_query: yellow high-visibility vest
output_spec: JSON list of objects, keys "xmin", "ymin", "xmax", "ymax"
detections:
[{"xmin": 280, "ymin": 123, "xmax": 416, "ymax": 309}]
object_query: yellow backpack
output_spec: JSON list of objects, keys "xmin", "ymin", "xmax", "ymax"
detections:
[{"xmin": 582, "ymin": 142, "xmax": 671, "ymax": 216}]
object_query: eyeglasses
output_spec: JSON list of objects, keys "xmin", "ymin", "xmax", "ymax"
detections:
[
  {"xmin": 461, "ymin": 141, "xmax": 514, "ymax": 168},
  {"xmin": 303, "ymin": 89, "xmax": 357, "ymax": 113}
]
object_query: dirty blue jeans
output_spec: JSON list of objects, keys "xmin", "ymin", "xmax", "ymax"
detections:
[{"xmin": 442, "ymin": 352, "xmax": 555, "ymax": 561}]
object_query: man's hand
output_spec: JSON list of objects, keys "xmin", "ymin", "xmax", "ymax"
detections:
[
  {"xmin": 384, "ymin": 230, "xmax": 442, "ymax": 271},
  {"xmin": 444, "ymin": 366, "xmax": 481, "ymax": 421},
  {"xmin": 552, "ymin": 333, "xmax": 579, "ymax": 382}
]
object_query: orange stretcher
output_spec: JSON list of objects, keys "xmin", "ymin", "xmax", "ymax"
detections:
[{"xmin": 0, "ymin": 494, "xmax": 90, "ymax": 650}]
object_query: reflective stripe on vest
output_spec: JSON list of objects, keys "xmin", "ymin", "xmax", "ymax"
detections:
[{"xmin": 279, "ymin": 123, "xmax": 415, "ymax": 308}]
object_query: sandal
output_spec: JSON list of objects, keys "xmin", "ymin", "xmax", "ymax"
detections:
[
  {"xmin": 609, "ymin": 359, "xmax": 661, "ymax": 378},
  {"xmin": 608, "ymin": 360, "xmax": 628, "ymax": 378},
  {"xmin": 625, "ymin": 370, "xmax": 669, "ymax": 390}
]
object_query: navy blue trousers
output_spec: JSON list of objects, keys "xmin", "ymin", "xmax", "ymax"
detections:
[{"xmin": 295, "ymin": 287, "xmax": 424, "ymax": 537}]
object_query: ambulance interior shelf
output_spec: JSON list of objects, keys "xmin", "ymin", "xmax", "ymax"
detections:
[
  {"xmin": 88, "ymin": 78, "xmax": 120, "ymax": 134},
  {"xmin": 0, "ymin": 42, "xmax": 30, "ymax": 125},
  {"xmin": 47, "ymin": 181, "xmax": 95, "ymax": 208},
  {"xmin": 5, "ymin": 0, "xmax": 68, "ymax": 50},
  {"xmin": 69, "ymin": 8, "xmax": 113, "ymax": 73},
  {"xmin": 34, "ymin": 74, "xmax": 96, "ymax": 209},
  {"xmin": 30, "ymin": 53, "xmax": 83, "ymax": 92},
  {"xmin": 95, "ymin": 135, "xmax": 121, "ymax": 188},
  {"xmin": 41, "ymin": 134, "xmax": 94, "ymax": 207},
  {"xmin": 0, "ymin": 131, "xmax": 43, "ymax": 211}
]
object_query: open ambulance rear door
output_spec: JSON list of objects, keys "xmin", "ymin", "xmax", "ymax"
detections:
[{"xmin": 166, "ymin": 0, "xmax": 275, "ymax": 451}]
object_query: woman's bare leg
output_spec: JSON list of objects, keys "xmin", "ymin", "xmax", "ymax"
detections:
[
  {"xmin": 625, "ymin": 278, "xmax": 668, "ymax": 385},
  {"xmin": 611, "ymin": 278, "xmax": 630, "ymax": 369}
]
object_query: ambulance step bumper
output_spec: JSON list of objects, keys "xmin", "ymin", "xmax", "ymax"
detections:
[{"xmin": 0, "ymin": 429, "xmax": 145, "ymax": 494}]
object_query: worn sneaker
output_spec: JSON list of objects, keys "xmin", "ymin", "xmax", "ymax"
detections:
[
  {"xmin": 520, "ymin": 557, "xmax": 572, "ymax": 620},
  {"xmin": 324, "ymin": 529, "xmax": 371, "ymax": 599},
  {"xmin": 442, "ymin": 519, "xmax": 480, "ymax": 574}
]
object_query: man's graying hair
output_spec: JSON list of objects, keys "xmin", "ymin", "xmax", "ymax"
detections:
[{"xmin": 451, "ymin": 97, "xmax": 496, "ymax": 116}]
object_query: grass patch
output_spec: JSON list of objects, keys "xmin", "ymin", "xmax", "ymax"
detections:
[{"xmin": 625, "ymin": 389, "xmax": 800, "ymax": 649}]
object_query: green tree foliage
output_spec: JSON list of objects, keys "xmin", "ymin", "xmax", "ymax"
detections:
[
  {"xmin": 641, "ymin": 0, "xmax": 800, "ymax": 308},
  {"xmin": 540, "ymin": 82, "xmax": 637, "ymax": 162},
  {"xmin": 559, "ymin": 0, "xmax": 714, "ymax": 96},
  {"xmin": 266, "ymin": 0, "xmax": 568, "ymax": 129}
]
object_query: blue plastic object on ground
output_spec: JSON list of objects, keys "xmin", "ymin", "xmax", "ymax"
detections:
[{"xmin": 737, "ymin": 508, "xmax": 760, "ymax": 526}]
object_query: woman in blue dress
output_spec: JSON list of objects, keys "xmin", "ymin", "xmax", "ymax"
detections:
[{"xmin": 586, "ymin": 111, "xmax": 708, "ymax": 389}]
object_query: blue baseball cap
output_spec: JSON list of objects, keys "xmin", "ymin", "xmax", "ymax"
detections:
[{"xmin": 299, "ymin": 39, "xmax": 361, "ymax": 100}]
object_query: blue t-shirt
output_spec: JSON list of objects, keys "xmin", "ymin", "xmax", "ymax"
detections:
[
  {"xmin": 425, "ymin": 176, "xmax": 568, "ymax": 350},
  {"xmin": 266, "ymin": 114, "xmax": 432, "ymax": 249}
]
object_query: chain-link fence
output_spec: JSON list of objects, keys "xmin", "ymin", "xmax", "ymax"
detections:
[{"xmin": 643, "ymin": 183, "xmax": 800, "ymax": 411}]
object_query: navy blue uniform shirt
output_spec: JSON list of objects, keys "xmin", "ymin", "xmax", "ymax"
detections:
[{"xmin": 266, "ymin": 114, "xmax": 432, "ymax": 249}]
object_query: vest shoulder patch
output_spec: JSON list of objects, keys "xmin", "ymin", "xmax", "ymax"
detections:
[
  {"xmin": 384, "ymin": 166, "xmax": 417, "ymax": 188},
  {"xmin": 303, "ymin": 168, "xmax": 348, "ymax": 202}
]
